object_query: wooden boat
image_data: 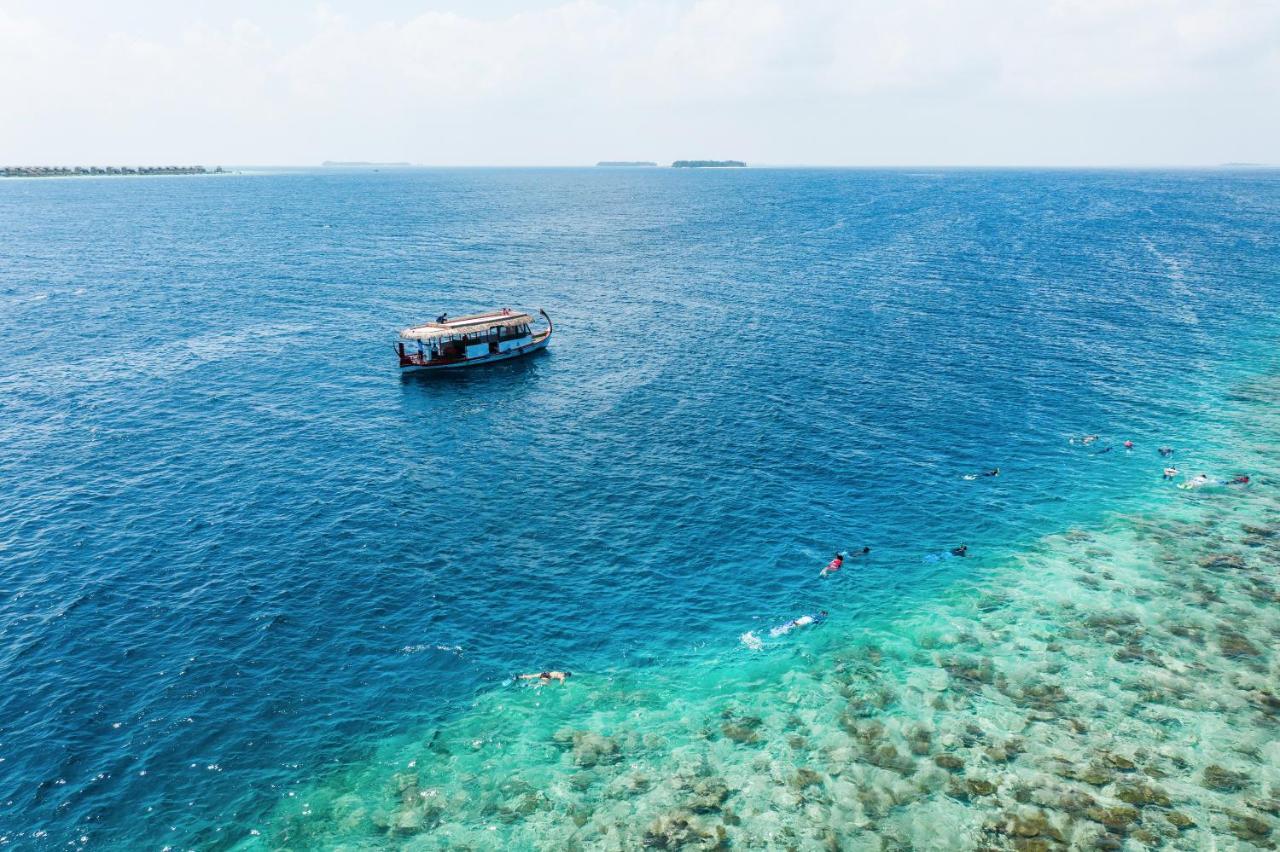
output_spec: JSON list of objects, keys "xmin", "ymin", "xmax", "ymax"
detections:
[{"xmin": 396, "ymin": 308, "xmax": 552, "ymax": 371}]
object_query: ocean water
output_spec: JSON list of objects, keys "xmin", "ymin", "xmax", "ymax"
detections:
[{"xmin": 0, "ymin": 167, "xmax": 1277, "ymax": 850}]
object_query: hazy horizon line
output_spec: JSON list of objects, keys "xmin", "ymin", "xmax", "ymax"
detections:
[{"xmin": 4, "ymin": 162, "xmax": 1275, "ymax": 171}]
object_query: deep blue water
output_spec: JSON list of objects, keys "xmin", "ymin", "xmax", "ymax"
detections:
[{"xmin": 1, "ymin": 167, "xmax": 1277, "ymax": 848}]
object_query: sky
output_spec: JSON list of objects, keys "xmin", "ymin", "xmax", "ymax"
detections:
[{"xmin": 1, "ymin": 0, "xmax": 1277, "ymax": 166}]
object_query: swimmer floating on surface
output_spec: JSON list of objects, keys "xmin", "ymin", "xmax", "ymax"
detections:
[
  {"xmin": 924, "ymin": 545, "xmax": 968, "ymax": 563},
  {"xmin": 1163, "ymin": 467, "xmax": 1179, "ymax": 480},
  {"xmin": 769, "ymin": 610, "xmax": 828, "ymax": 637},
  {"xmin": 741, "ymin": 610, "xmax": 829, "ymax": 649},
  {"xmin": 820, "ymin": 547, "xmax": 870, "ymax": 577},
  {"xmin": 517, "ymin": 670, "xmax": 571, "ymax": 684},
  {"xmin": 820, "ymin": 552, "xmax": 844, "ymax": 577},
  {"xmin": 963, "ymin": 468, "xmax": 1000, "ymax": 480},
  {"xmin": 1178, "ymin": 473, "xmax": 1249, "ymax": 489}
]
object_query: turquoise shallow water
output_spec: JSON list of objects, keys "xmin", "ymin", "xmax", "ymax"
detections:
[
  {"xmin": 257, "ymin": 363, "xmax": 1280, "ymax": 850},
  {"xmin": 0, "ymin": 168, "xmax": 1277, "ymax": 849}
]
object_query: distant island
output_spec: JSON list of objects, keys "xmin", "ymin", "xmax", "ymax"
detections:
[
  {"xmin": 1, "ymin": 165, "xmax": 222, "ymax": 178},
  {"xmin": 672, "ymin": 160, "xmax": 746, "ymax": 168},
  {"xmin": 321, "ymin": 161, "xmax": 412, "ymax": 167},
  {"xmin": 596, "ymin": 161, "xmax": 657, "ymax": 167}
]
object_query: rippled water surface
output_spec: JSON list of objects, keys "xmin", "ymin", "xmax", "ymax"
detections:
[{"xmin": 0, "ymin": 168, "xmax": 1277, "ymax": 849}]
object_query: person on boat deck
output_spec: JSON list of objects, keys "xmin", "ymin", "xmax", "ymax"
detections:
[
  {"xmin": 951, "ymin": 545, "xmax": 969, "ymax": 557},
  {"xmin": 769, "ymin": 611, "xmax": 828, "ymax": 637},
  {"xmin": 518, "ymin": 670, "xmax": 571, "ymax": 684},
  {"xmin": 1163, "ymin": 467, "xmax": 1179, "ymax": 480},
  {"xmin": 436, "ymin": 312, "xmax": 448, "ymax": 323}
]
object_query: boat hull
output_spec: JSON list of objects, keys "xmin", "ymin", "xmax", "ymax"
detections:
[{"xmin": 399, "ymin": 334, "xmax": 550, "ymax": 372}]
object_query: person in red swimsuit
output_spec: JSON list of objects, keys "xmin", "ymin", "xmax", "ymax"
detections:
[
  {"xmin": 821, "ymin": 547, "xmax": 870, "ymax": 577},
  {"xmin": 821, "ymin": 553, "xmax": 844, "ymax": 577}
]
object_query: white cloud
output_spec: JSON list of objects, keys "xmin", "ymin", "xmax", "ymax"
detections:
[{"xmin": 0, "ymin": 0, "xmax": 1277, "ymax": 164}]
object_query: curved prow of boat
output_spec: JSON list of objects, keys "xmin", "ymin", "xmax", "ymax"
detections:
[{"xmin": 397, "ymin": 307, "xmax": 552, "ymax": 371}]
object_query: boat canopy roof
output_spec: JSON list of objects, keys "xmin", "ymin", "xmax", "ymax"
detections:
[{"xmin": 399, "ymin": 310, "xmax": 534, "ymax": 341}]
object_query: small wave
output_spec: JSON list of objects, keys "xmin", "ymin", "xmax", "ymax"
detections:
[{"xmin": 402, "ymin": 644, "xmax": 463, "ymax": 655}]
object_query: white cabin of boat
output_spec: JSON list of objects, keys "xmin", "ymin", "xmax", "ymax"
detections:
[{"xmin": 396, "ymin": 308, "xmax": 550, "ymax": 369}]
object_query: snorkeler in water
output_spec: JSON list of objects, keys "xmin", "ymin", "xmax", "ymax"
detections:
[
  {"xmin": 1163, "ymin": 467, "xmax": 1178, "ymax": 480},
  {"xmin": 821, "ymin": 547, "xmax": 870, "ymax": 577},
  {"xmin": 1158, "ymin": 447, "xmax": 1174, "ymax": 458},
  {"xmin": 1094, "ymin": 446, "xmax": 1113, "ymax": 455},
  {"xmin": 1123, "ymin": 440, "xmax": 1134, "ymax": 450},
  {"xmin": 517, "ymin": 670, "xmax": 572, "ymax": 684},
  {"xmin": 1078, "ymin": 434, "xmax": 1100, "ymax": 446},
  {"xmin": 769, "ymin": 611, "xmax": 828, "ymax": 637},
  {"xmin": 1179, "ymin": 474, "xmax": 1211, "ymax": 490},
  {"xmin": 820, "ymin": 552, "xmax": 844, "ymax": 577},
  {"xmin": 923, "ymin": 545, "xmax": 968, "ymax": 563},
  {"xmin": 1223, "ymin": 475, "xmax": 1250, "ymax": 485}
]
